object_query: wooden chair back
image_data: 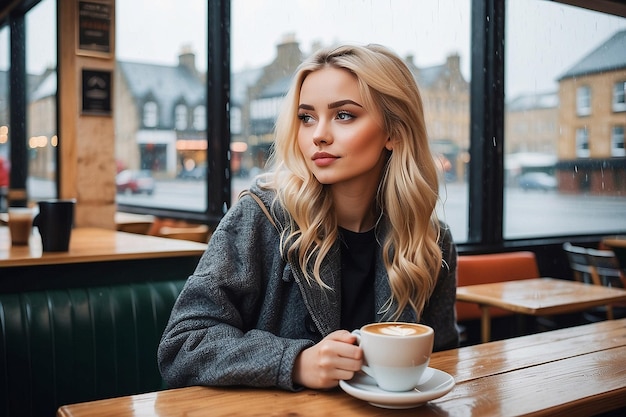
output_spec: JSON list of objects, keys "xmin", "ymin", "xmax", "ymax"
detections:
[
  {"xmin": 456, "ymin": 251, "xmax": 540, "ymax": 322},
  {"xmin": 586, "ymin": 248, "xmax": 625, "ymax": 289},
  {"xmin": 562, "ymin": 242, "xmax": 596, "ymax": 284},
  {"xmin": 563, "ymin": 242, "xmax": 625, "ymax": 320},
  {"xmin": 158, "ymin": 225, "xmax": 211, "ymax": 243}
]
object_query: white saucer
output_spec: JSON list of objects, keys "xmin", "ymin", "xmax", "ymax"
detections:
[{"xmin": 339, "ymin": 367, "xmax": 455, "ymax": 409}]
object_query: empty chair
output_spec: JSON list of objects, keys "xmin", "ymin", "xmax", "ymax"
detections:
[
  {"xmin": 158, "ymin": 224, "xmax": 211, "ymax": 243},
  {"xmin": 562, "ymin": 242, "xmax": 596, "ymax": 284},
  {"xmin": 586, "ymin": 248, "xmax": 625, "ymax": 289},
  {"xmin": 563, "ymin": 242, "xmax": 625, "ymax": 320},
  {"xmin": 456, "ymin": 251, "xmax": 541, "ymax": 322},
  {"xmin": 456, "ymin": 251, "xmax": 540, "ymax": 343},
  {"xmin": 602, "ymin": 240, "xmax": 626, "ymax": 278}
]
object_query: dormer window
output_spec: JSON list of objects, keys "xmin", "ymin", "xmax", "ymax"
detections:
[
  {"xmin": 143, "ymin": 101, "xmax": 158, "ymax": 127},
  {"xmin": 193, "ymin": 105, "xmax": 206, "ymax": 130},
  {"xmin": 175, "ymin": 104, "xmax": 188, "ymax": 130}
]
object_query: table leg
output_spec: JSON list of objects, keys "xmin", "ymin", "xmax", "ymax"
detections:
[
  {"xmin": 607, "ymin": 305, "xmax": 614, "ymax": 320},
  {"xmin": 480, "ymin": 305, "xmax": 491, "ymax": 343}
]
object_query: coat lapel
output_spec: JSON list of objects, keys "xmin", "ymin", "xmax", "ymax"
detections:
[{"xmin": 289, "ymin": 243, "xmax": 342, "ymax": 336}]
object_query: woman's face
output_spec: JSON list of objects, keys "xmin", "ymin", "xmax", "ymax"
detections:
[{"xmin": 297, "ymin": 66, "xmax": 391, "ymax": 189}]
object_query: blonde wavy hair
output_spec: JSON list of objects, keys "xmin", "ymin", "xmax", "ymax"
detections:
[{"xmin": 260, "ymin": 44, "xmax": 442, "ymax": 320}]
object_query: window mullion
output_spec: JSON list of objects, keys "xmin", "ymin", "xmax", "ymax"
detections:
[{"xmin": 468, "ymin": 0, "xmax": 505, "ymax": 245}]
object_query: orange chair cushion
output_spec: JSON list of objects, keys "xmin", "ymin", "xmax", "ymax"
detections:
[{"xmin": 456, "ymin": 251, "xmax": 540, "ymax": 322}]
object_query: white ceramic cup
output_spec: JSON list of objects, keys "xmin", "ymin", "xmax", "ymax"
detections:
[{"xmin": 352, "ymin": 322, "xmax": 434, "ymax": 392}]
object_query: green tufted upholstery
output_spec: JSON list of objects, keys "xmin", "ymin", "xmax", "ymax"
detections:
[{"xmin": 0, "ymin": 280, "xmax": 186, "ymax": 417}]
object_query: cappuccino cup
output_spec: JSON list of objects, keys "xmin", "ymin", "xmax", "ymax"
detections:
[
  {"xmin": 352, "ymin": 322, "xmax": 434, "ymax": 392},
  {"xmin": 8, "ymin": 206, "xmax": 35, "ymax": 245}
]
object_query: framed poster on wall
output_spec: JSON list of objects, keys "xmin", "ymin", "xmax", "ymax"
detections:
[
  {"xmin": 77, "ymin": 0, "xmax": 113, "ymax": 57},
  {"xmin": 82, "ymin": 69, "xmax": 112, "ymax": 115}
]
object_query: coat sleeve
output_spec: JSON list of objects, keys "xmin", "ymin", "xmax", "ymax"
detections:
[
  {"xmin": 157, "ymin": 197, "xmax": 313, "ymax": 391},
  {"xmin": 421, "ymin": 223, "xmax": 460, "ymax": 351}
]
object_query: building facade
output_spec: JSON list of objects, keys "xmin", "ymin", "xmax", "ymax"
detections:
[{"xmin": 556, "ymin": 29, "xmax": 626, "ymax": 195}]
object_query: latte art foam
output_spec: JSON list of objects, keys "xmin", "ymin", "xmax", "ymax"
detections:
[
  {"xmin": 363, "ymin": 322, "xmax": 430, "ymax": 337},
  {"xmin": 378, "ymin": 325, "xmax": 419, "ymax": 336}
]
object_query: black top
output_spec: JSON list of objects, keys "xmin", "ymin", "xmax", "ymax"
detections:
[{"xmin": 339, "ymin": 226, "xmax": 377, "ymax": 331}]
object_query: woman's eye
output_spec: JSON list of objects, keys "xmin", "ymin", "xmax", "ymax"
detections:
[
  {"xmin": 297, "ymin": 113, "xmax": 314, "ymax": 124},
  {"xmin": 336, "ymin": 111, "xmax": 355, "ymax": 121}
]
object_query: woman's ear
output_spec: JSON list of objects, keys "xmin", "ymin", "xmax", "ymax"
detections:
[{"xmin": 385, "ymin": 137, "xmax": 393, "ymax": 151}]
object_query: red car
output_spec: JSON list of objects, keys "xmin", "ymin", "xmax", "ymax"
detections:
[
  {"xmin": 0, "ymin": 157, "xmax": 8, "ymax": 188},
  {"xmin": 116, "ymin": 169, "xmax": 155, "ymax": 195}
]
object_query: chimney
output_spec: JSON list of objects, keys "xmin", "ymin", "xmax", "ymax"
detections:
[
  {"xmin": 178, "ymin": 44, "xmax": 197, "ymax": 76},
  {"xmin": 446, "ymin": 53, "xmax": 460, "ymax": 72},
  {"xmin": 274, "ymin": 33, "xmax": 302, "ymax": 73}
]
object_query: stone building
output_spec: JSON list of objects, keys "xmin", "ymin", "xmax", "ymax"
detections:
[
  {"xmin": 505, "ymin": 91, "xmax": 559, "ymax": 155},
  {"xmin": 406, "ymin": 53, "xmax": 470, "ymax": 181},
  {"xmin": 556, "ymin": 29, "xmax": 626, "ymax": 195},
  {"xmin": 238, "ymin": 39, "xmax": 470, "ymax": 181},
  {"xmin": 115, "ymin": 47, "xmax": 206, "ymax": 179}
]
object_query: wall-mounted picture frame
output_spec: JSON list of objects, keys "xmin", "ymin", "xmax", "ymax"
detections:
[
  {"xmin": 82, "ymin": 69, "xmax": 112, "ymax": 115},
  {"xmin": 77, "ymin": 0, "xmax": 114, "ymax": 57}
]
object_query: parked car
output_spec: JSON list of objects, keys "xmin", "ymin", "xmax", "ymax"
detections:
[
  {"xmin": 517, "ymin": 172, "xmax": 557, "ymax": 191},
  {"xmin": 116, "ymin": 170, "xmax": 155, "ymax": 195}
]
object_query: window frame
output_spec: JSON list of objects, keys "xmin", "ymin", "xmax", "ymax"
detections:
[
  {"xmin": 612, "ymin": 125, "xmax": 625, "ymax": 157},
  {"xmin": 575, "ymin": 127, "xmax": 591, "ymax": 158},
  {"xmin": 613, "ymin": 80, "xmax": 626, "ymax": 112},
  {"xmin": 143, "ymin": 100, "xmax": 158, "ymax": 128},
  {"xmin": 2, "ymin": 0, "xmax": 626, "ymax": 245},
  {"xmin": 174, "ymin": 103, "xmax": 188, "ymax": 131},
  {"xmin": 576, "ymin": 85, "xmax": 592, "ymax": 116}
]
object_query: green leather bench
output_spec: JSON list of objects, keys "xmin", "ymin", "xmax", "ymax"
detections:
[{"xmin": 0, "ymin": 280, "xmax": 186, "ymax": 417}]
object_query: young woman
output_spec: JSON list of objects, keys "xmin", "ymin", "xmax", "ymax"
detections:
[{"xmin": 158, "ymin": 44, "xmax": 458, "ymax": 391}]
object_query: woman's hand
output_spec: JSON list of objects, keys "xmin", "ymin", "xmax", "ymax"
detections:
[{"xmin": 292, "ymin": 330, "xmax": 363, "ymax": 389}]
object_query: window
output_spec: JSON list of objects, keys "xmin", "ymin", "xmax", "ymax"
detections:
[
  {"xmin": 576, "ymin": 86, "xmax": 591, "ymax": 116},
  {"xmin": 175, "ymin": 104, "xmax": 187, "ymax": 131},
  {"xmin": 193, "ymin": 105, "xmax": 205, "ymax": 131},
  {"xmin": 612, "ymin": 125, "xmax": 625, "ymax": 157},
  {"xmin": 4, "ymin": 0, "xmax": 623, "ymax": 245},
  {"xmin": 504, "ymin": 1, "xmax": 626, "ymax": 239},
  {"xmin": 575, "ymin": 127, "xmax": 590, "ymax": 157},
  {"xmin": 0, "ymin": 25, "xmax": 8, "ymax": 211},
  {"xmin": 143, "ymin": 101, "xmax": 158, "ymax": 128},
  {"xmin": 230, "ymin": 106, "xmax": 242, "ymax": 135},
  {"xmin": 232, "ymin": 0, "xmax": 471, "ymax": 242},
  {"xmin": 0, "ymin": 25, "xmax": 8, "ymax": 182},
  {"xmin": 26, "ymin": 0, "xmax": 57, "ymax": 201},
  {"xmin": 614, "ymin": 81, "xmax": 626, "ymax": 112},
  {"xmin": 116, "ymin": 1, "xmax": 207, "ymax": 212}
]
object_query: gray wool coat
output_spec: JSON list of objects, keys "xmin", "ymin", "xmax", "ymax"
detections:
[{"xmin": 157, "ymin": 182, "xmax": 459, "ymax": 391}]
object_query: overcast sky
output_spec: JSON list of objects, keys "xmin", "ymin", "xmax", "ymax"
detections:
[{"xmin": 1, "ymin": 0, "xmax": 625, "ymax": 99}]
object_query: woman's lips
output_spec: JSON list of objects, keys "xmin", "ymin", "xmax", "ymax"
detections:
[{"xmin": 312, "ymin": 152, "xmax": 338, "ymax": 167}]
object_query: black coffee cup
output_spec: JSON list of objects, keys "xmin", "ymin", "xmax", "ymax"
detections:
[{"xmin": 33, "ymin": 199, "xmax": 76, "ymax": 252}]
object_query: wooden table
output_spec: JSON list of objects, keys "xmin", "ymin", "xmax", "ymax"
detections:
[
  {"xmin": 1, "ymin": 211, "xmax": 155, "ymax": 234},
  {"xmin": 114, "ymin": 212, "xmax": 155, "ymax": 234},
  {"xmin": 456, "ymin": 277, "xmax": 626, "ymax": 343},
  {"xmin": 0, "ymin": 226, "xmax": 206, "ymax": 292},
  {"xmin": 57, "ymin": 318, "xmax": 626, "ymax": 417}
]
